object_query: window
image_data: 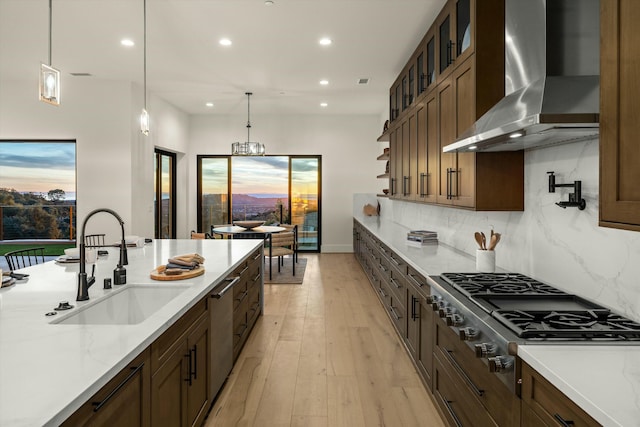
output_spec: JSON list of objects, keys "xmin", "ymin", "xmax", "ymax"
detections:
[
  {"xmin": 197, "ymin": 155, "xmax": 321, "ymax": 252},
  {"xmin": 154, "ymin": 149, "xmax": 176, "ymax": 239},
  {"xmin": 0, "ymin": 140, "xmax": 77, "ymax": 241}
]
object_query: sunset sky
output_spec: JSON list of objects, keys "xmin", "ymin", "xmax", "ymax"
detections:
[
  {"xmin": 0, "ymin": 141, "xmax": 76, "ymax": 198},
  {"xmin": 201, "ymin": 156, "xmax": 318, "ymax": 197}
]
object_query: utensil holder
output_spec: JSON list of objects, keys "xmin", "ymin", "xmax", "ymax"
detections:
[{"xmin": 476, "ymin": 250, "xmax": 496, "ymax": 273}]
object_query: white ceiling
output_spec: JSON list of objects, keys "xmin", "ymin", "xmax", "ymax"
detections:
[{"xmin": 0, "ymin": 0, "xmax": 446, "ymax": 115}]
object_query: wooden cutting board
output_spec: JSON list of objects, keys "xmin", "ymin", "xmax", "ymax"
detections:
[{"xmin": 150, "ymin": 265, "xmax": 204, "ymax": 281}]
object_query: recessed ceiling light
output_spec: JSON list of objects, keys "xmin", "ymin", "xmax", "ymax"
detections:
[
  {"xmin": 319, "ymin": 38, "xmax": 332, "ymax": 46},
  {"xmin": 265, "ymin": 0, "xmax": 275, "ymax": 5},
  {"xmin": 320, "ymin": 102, "xmax": 328, "ymax": 107},
  {"xmin": 319, "ymin": 79, "xmax": 329, "ymax": 86},
  {"xmin": 509, "ymin": 131, "xmax": 524, "ymax": 139},
  {"xmin": 205, "ymin": 102, "xmax": 214, "ymax": 107},
  {"xmin": 468, "ymin": 145, "xmax": 478, "ymax": 150},
  {"xmin": 121, "ymin": 39, "xmax": 135, "ymax": 47},
  {"xmin": 219, "ymin": 38, "xmax": 232, "ymax": 46}
]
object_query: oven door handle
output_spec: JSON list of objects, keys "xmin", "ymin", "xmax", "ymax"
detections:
[{"xmin": 444, "ymin": 349, "xmax": 485, "ymax": 397}]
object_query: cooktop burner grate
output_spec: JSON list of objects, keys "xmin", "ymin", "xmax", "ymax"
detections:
[
  {"xmin": 441, "ymin": 272, "xmax": 569, "ymax": 297},
  {"xmin": 493, "ymin": 309, "xmax": 640, "ymax": 340}
]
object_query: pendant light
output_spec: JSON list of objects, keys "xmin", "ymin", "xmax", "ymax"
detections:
[
  {"xmin": 39, "ymin": 0, "xmax": 60, "ymax": 105},
  {"xmin": 231, "ymin": 92, "xmax": 265, "ymax": 156},
  {"xmin": 140, "ymin": 0, "xmax": 150, "ymax": 135}
]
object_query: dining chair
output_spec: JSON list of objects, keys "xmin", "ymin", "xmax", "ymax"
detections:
[
  {"xmin": 4, "ymin": 247, "xmax": 46, "ymax": 270},
  {"xmin": 190, "ymin": 230, "xmax": 213, "ymax": 239},
  {"xmin": 84, "ymin": 233, "xmax": 106, "ymax": 248},
  {"xmin": 266, "ymin": 231, "xmax": 295, "ymax": 277},
  {"xmin": 278, "ymin": 224, "xmax": 298, "ymax": 263}
]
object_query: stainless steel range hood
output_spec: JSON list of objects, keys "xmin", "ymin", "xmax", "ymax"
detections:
[{"xmin": 444, "ymin": 0, "xmax": 600, "ymax": 153}]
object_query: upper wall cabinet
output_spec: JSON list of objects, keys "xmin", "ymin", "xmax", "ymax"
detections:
[
  {"xmin": 600, "ymin": 0, "xmax": 640, "ymax": 231},
  {"xmin": 435, "ymin": 0, "xmax": 473, "ymax": 83}
]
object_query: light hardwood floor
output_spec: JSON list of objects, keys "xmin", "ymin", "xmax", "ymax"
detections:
[{"xmin": 205, "ymin": 253, "xmax": 446, "ymax": 427}]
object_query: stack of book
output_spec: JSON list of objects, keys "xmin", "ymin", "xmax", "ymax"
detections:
[{"xmin": 406, "ymin": 230, "xmax": 438, "ymax": 246}]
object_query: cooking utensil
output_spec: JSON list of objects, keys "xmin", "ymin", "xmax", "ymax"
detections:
[
  {"xmin": 488, "ymin": 233, "xmax": 501, "ymax": 250},
  {"xmin": 480, "ymin": 232, "xmax": 487, "ymax": 250},
  {"xmin": 474, "ymin": 232, "xmax": 485, "ymax": 250}
]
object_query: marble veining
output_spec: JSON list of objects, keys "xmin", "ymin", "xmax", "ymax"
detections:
[{"xmin": 357, "ymin": 137, "xmax": 640, "ymax": 324}]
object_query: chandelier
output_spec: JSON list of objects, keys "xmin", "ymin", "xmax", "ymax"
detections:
[{"xmin": 231, "ymin": 92, "xmax": 265, "ymax": 156}]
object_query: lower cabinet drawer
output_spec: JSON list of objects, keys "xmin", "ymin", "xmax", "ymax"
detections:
[
  {"xmin": 521, "ymin": 362, "xmax": 600, "ymax": 427},
  {"xmin": 434, "ymin": 318, "xmax": 520, "ymax": 427},
  {"xmin": 433, "ymin": 354, "xmax": 498, "ymax": 427}
]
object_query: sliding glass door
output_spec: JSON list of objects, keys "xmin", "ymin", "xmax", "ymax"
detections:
[
  {"xmin": 198, "ymin": 156, "xmax": 230, "ymax": 234},
  {"xmin": 290, "ymin": 157, "xmax": 320, "ymax": 251},
  {"xmin": 154, "ymin": 149, "xmax": 176, "ymax": 239},
  {"xmin": 197, "ymin": 155, "xmax": 321, "ymax": 252}
]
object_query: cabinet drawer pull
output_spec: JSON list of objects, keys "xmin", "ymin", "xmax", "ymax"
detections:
[
  {"xmin": 211, "ymin": 276, "xmax": 240, "ymax": 299},
  {"xmin": 92, "ymin": 363, "xmax": 144, "ymax": 412},
  {"xmin": 236, "ymin": 290, "xmax": 248, "ymax": 303},
  {"xmin": 389, "ymin": 306, "xmax": 401, "ymax": 321},
  {"xmin": 391, "ymin": 178, "xmax": 396, "ymax": 195},
  {"xmin": 239, "ymin": 266, "xmax": 249, "ymax": 276},
  {"xmin": 379, "ymin": 287, "xmax": 387, "ymax": 298},
  {"xmin": 390, "ymin": 277, "xmax": 402, "ymax": 289},
  {"xmin": 411, "ymin": 295, "xmax": 420, "ymax": 320},
  {"xmin": 443, "ymin": 399, "xmax": 463, "ymax": 427},
  {"xmin": 252, "ymin": 251, "xmax": 262, "ymax": 261},
  {"xmin": 407, "ymin": 273, "xmax": 424, "ymax": 288},
  {"xmin": 389, "ymin": 255, "xmax": 401, "ymax": 267},
  {"xmin": 443, "ymin": 349, "xmax": 484, "ymax": 397},
  {"xmin": 234, "ymin": 323, "xmax": 248, "ymax": 338},
  {"xmin": 450, "ymin": 168, "xmax": 458, "ymax": 198},
  {"xmin": 554, "ymin": 414, "xmax": 575, "ymax": 427},
  {"xmin": 191, "ymin": 345, "xmax": 197, "ymax": 380},
  {"xmin": 184, "ymin": 352, "xmax": 193, "ymax": 385},
  {"xmin": 446, "ymin": 168, "xmax": 452, "ymax": 199},
  {"xmin": 419, "ymin": 173, "xmax": 428, "ymax": 197}
]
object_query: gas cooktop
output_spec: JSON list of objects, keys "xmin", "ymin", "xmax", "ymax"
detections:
[{"xmin": 439, "ymin": 272, "xmax": 640, "ymax": 341}]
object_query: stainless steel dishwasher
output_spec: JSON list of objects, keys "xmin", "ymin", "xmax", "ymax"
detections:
[{"xmin": 209, "ymin": 275, "xmax": 240, "ymax": 400}]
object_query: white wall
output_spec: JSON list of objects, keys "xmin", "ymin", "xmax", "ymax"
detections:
[
  {"xmin": 374, "ymin": 138, "xmax": 640, "ymax": 323},
  {"xmin": 0, "ymin": 76, "xmax": 189, "ymax": 242},
  {"xmin": 189, "ymin": 114, "xmax": 382, "ymax": 251}
]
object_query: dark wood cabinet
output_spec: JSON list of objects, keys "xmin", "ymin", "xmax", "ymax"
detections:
[
  {"xmin": 520, "ymin": 361, "xmax": 600, "ymax": 427},
  {"xmin": 600, "ymin": 0, "xmax": 640, "ymax": 231},
  {"xmin": 151, "ymin": 300, "xmax": 210, "ymax": 427},
  {"xmin": 384, "ymin": 0, "xmax": 523, "ymax": 211},
  {"xmin": 62, "ymin": 350, "xmax": 151, "ymax": 427}
]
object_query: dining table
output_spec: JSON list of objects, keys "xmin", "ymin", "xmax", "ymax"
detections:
[{"xmin": 211, "ymin": 225, "xmax": 286, "ymax": 280}]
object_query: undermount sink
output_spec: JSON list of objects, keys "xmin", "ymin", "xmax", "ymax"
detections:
[{"xmin": 53, "ymin": 285, "xmax": 189, "ymax": 325}]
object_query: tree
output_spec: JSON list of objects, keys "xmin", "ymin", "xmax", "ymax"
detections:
[{"xmin": 47, "ymin": 189, "xmax": 66, "ymax": 203}]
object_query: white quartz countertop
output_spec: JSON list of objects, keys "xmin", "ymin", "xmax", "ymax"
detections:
[
  {"xmin": 0, "ymin": 239, "xmax": 261, "ymax": 426},
  {"xmin": 354, "ymin": 215, "xmax": 640, "ymax": 427},
  {"xmin": 518, "ymin": 345, "xmax": 640, "ymax": 427},
  {"xmin": 354, "ymin": 214, "xmax": 482, "ymax": 275}
]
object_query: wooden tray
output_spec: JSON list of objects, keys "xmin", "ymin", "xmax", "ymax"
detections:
[{"xmin": 150, "ymin": 265, "xmax": 204, "ymax": 281}]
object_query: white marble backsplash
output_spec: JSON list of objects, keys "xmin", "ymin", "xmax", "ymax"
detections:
[{"xmin": 355, "ymin": 137, "xmax": 640, "ymax": 323}]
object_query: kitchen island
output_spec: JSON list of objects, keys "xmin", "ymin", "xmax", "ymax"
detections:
[
  {"xmin": 0, "ymin": 238, "xmax": 263, "ymax": 426},
  {"xmin": 354, "ymin": 212, "xmax": 640, "ymax": 427}
]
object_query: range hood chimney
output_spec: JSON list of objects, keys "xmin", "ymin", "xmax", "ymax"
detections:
[{"xmin": 444, "ymin": 0, "xmax": 600, "ymax": 153}]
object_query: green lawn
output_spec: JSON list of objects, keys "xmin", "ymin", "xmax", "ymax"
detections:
[{"xmin": 0, "ymin": 243, "xmax": 76, "ymax": 256}]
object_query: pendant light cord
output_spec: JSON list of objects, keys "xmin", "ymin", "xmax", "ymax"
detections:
[
  {"xmin": 48, "ymin": 0, "xmax": 52, "ymax": 65},
  {"xmin": 143, "ymin": 0, "xmax": 147, "ymax": 109},
  {"xmin": 246, "ymin": 92, "xmax": 252, "ymax": 142}
]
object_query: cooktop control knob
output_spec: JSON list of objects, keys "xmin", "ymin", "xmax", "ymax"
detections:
[
  {"xmin": 438, "ymin": 306, "xmax": 452, "ymax": 318},
  {"xmin": 474, "ymin": 343, "xmax": 496, "ymax": 358},
  {"xmin": 459, "ymin": 327, "xmax": 478, "ymax": 340},
  {"xmin": 446, "ymin": 313, "xmax": 463, "ymax": 326},
  {"xmin": 488, "ymin": 355, "xmax": 514, "ymax": 373},
  {"xmin": 430, "ymin": 296, "xmax": 441, "ymax": 311}
]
